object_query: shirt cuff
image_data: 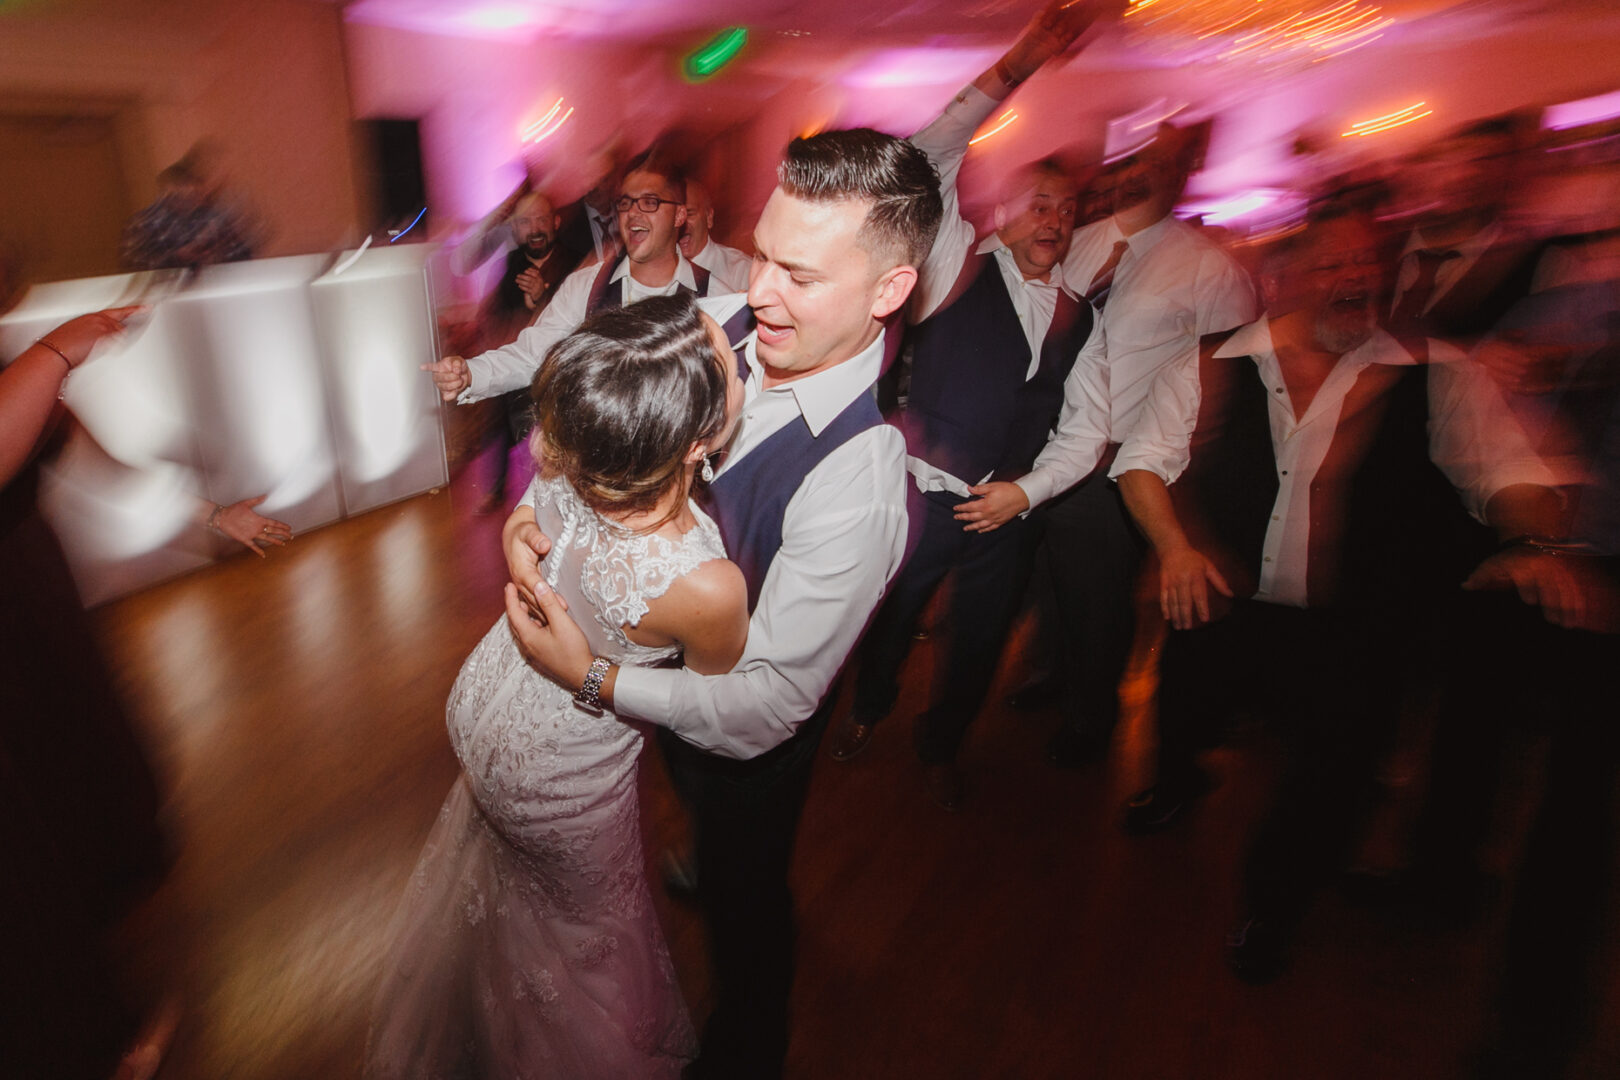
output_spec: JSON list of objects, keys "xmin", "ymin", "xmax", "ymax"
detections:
[
  {"xmin": 611, "ymin": 664, "xmax": 671, "ymax": 725},
  {"xmin": 1014, "ymin": 473, "xmax": 1049, "ymax": 512}
]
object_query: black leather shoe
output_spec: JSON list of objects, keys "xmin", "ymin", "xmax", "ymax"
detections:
[
  {"xmin": 659, "ymin": 848, "xmax": 700, "ymax": 901},
  {"xmin": 1122, "ymin": 768, "xmax": 1211, "ymax": 834},
  {"xmin": 829, "ymin": 716, "xmax": 877, "ymax": 762},
  {"xmin": 1045, "ymin": 727, "xmax": 1106, "ymax": 769},
  {"xmin": 923, "ymin": 763, "xmax": 965, "ymax": 811},
  {"xmin": 1226, "ymin": 918, "xmax": 1290, "ymax": 984}
]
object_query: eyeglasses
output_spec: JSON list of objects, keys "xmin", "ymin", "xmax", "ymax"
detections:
[{"xmin": 614, "ymin": 194, "xmax": 680, "ymax": 213}]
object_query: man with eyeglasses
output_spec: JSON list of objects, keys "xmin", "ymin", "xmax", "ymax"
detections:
[{"xmin": 426, "ymin": 150, "xmax": 718, "ymax": 405}]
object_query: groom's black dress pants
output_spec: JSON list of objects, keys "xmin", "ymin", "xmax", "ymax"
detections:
[{"xmin": 658, "ymin": 699, "xmax": 833, "ymax": 1080}]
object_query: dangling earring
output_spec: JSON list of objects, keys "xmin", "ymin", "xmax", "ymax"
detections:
[{"xmin": 700, "ymin": 458, "xmax": 715, "ymax": 484}]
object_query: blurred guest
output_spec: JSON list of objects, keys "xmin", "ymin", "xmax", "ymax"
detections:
[
  {"xmin": 558, "ymin": 146, "xmax": 623, "ymax": 266},
  {"xmin": 425, "ymin": 151, "xmax": 717, "ymax": 405},
  {"xmin": 1111, "ymin": 202, "xmax": 1569, "ymax": 982},
  {"xmin": 829, "ymin": 21, "xmax": 1098, "ymax": 808},
  {"xmin": 679, "ymin": 178, "xmax": 753, "ymax": 293},
  {"xmin": 1018, "ymin": 117, "xmax": 1257, "ymax": 769},
  {"xmin": 1404, "ymin": 223, "xmax": 1620, "ymax": 1078},
  {"xmin": 1, "ymin": 307, "xmax": 170, "ymax": 1079},
  {"xmin": 120, "ymin": 142, "xmax": 257, "ymax": 271},
  {"xmin": 1388, "ymin": 118, "xmax": 1545, "ymax": 344},
  {"xmin": 454, "ymin": 188, "xmax": 579, "ymax": 512}
]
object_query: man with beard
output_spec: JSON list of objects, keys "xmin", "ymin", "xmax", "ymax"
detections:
[
  {"xmin": 827, "ymin": 130, "xmax": 1098, "ymax": 805},
  {"xmin": 679, "ymin": 178, "xmax": 753, "ymax": 294},
  {"xmin": 1016, "ymin": 120, "xmax": 1257, "ymax": 772},
  {"xmin": 464, "ymin": 191, "xmax": 576, "ymax": 511},
  {"xmin": 426, "ymin": 151, "xmax": 717, "ymax": 404},
  {"xmin": 1109, "ymin": 203, "xmax": 1570, "ymax": 981}
]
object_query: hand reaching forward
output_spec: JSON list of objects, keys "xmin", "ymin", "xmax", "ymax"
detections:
[
  {"xmin": 954, "ymin": 481, "xmax": 1030, "ymax": 534},
  {"xmin": 213, "ymin": 496, "xmax": 293, "ymax": 558},
  {"xmin": 1158, "ymin": 544, "xmax": 1232, "ymax": 630},
  {"xmin": 422, "ymin": 355, "xmax": 471, "ymax": 402}
]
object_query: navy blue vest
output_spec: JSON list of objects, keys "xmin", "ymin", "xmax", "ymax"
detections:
[
  {"xmin": 701, "ymin": 306, "xmax": 886, "ymax": 611},
  {"xmin": 900, "ymin": 255, "xmax": 1093, "ymax": 485},
  {"xmin": 585, "ymin": 255, "xmax": 711, "ymax": 316}
]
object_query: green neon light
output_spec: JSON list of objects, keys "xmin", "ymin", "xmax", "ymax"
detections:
[{"xmin": 685, "ymin": 27, "xmax": 748, "ymax": 80}]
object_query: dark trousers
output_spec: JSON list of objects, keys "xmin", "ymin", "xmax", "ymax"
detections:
[
  {"xmin": 1417, "ymin": 586, "xmax": 1620, "ymax": 1077},
  {"xmin": 1156, "ymin": 600, "xmax": 1400, "ymax": 927},
  {"xmin": 657, "ymin": 702, "xmax": 834, "ymax": 1080},
  {"xmin": 852, "ymin": 487, "xmax": 1042, "ymax": 763},
  {"xmin": 1041, "ymin": 470, "xmax": 1145, "ymax": 742}
]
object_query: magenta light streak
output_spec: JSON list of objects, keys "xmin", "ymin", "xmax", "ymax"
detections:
[{"xmin": 1543, "ymin": 88, "xmax": 1620, "ymax": 131}]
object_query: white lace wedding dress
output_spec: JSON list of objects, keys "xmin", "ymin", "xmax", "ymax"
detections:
[{"xmin": 365, "ymin": 474, "xmax": 724, "ymax": 1079}]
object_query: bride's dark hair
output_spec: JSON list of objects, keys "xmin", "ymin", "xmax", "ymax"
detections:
[{"xmin": 530, "ymin": 292, "xmax": 730, "ymax": 520}]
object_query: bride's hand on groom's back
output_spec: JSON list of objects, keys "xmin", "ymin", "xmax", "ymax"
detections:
[{"xmin": 503, "ymin": 505, "xmax": 552, "ymax": 610}]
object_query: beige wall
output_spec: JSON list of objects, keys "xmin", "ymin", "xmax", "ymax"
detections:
[{"xmin": 0, "ymin": 0, "xmax": 361, "ymax": 283}]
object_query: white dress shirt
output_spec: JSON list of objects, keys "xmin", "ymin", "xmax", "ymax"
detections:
[
  {"xmin": 1111, "ymin": 317, "xmax": 1556, "ymax": 607},
  {"xmin": 1058, "ymin": 213, "xmax": 1258, "ymax": 451},
  {"xmin": 904, "ymin": 83, "xmax": 1090, "ymax": 504},
  {"xmin": 461, "ymin": 252, "xmax": 705, "ymax": 403},
  {"xmin": 688, "ymin": 237, "xmax": 754, "ymax": 295},
  {"xmin": 1390, "ymin": 221, "xmax": 1504, "ymax": 316},
  {"xmin": 605, "ymin": 293, "xmax": 911, "ymax": 758}
]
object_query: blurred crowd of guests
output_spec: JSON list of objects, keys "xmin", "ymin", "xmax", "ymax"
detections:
[{"xmin": 439, "ymin": 76, "xmax": 1620, "ymax": 1074}]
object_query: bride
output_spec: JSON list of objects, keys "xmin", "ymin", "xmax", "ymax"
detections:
[{"xmin": 366, "ymin": 293, "xmax": 746, "ymax": 1079}]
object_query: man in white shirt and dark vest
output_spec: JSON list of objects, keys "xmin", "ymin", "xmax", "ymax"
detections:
[
  {"xmin": 1111, "ymin": 201, "xmax": 1572, "ymax": 982},
  {"xmin": 826, "ymin": 42, "xmax": 1106, "ymax": 810},
  {"xmin": 679, "ymin": 178, "xmax": 753, "ymax": 295},
  {"xmin": 424, "ymin": 150, "xmax": 719, "ymax": 408},
  {"xmin": 499, "ymin": 3, "xmax": 1107, "ymax": 1070}
]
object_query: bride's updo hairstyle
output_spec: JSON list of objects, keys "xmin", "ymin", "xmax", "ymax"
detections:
[{"xmin": 531, "ymin": 292, "xmax": 731, "ymax": 519}]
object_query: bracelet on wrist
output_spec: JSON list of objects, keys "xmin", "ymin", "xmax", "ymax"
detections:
[
  {"xmin": 206, "ymin": 504, "xmax": 227, "ymax": 533},
  {"xmin": 574, "ymin": 657, "xmax": 611, "ymax": 714},
  {"xmin": 1498, "ymin": 534, "xmax": 1595, "ymax": 557},
  {"xmin": 994, "ymin": 58, "xmax": 1024, "ymax": 89}
]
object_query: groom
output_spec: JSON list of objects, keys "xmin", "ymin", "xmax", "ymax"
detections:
[{"xmin": 504, "ymin": 5, "xmax": 1106, "ymax": 1074}]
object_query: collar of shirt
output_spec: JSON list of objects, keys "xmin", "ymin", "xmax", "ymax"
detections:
[
  {"xmin": 1115, "ymin": 211, "xmax": 1176, "ymax": 258},
  {"xmin": 1215, "ymin": 315, "xmax": 1416, "ymax": 369},
  {"xmin": 608, "ymin": 250, "xmax": 700, "ymax": 291},
  {"xmin": 976, "ymin": 233, "xmax": 1074, "ymax": 297},
  {"xmin": 736, "ymin": 327, "xmax": 886, "ymax": 437},
  {"xmin": 1403, "ymin": 219, "xmax": 1504, "ymax": 264}
]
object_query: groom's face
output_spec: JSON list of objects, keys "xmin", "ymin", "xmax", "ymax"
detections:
[{"xmin": 747, "ymin": 188, "xmax": 902, "ymax": 383}]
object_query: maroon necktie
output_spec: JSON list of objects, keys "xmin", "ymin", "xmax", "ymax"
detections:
[{"xmin": 1084, "ymin": 240, "xmax": 1129, "ymax": 310}]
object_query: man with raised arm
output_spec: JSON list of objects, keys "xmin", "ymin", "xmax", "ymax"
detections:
[{"xmin": 423, "ymin": 150, "xmax": 719, "ymax": 405}]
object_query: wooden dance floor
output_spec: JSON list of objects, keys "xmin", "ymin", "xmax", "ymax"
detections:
[{"xmin": 95, "ymin": 450, "xmax": 1615, "ymax": 1079}]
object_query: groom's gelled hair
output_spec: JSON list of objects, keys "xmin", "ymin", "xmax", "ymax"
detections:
[
  {"xmin": 777, "ymin": 128, "xmax": 944, "ymax": 269},
  {"xmin": 530, "ymin": 292, "xmax": 729, "ymax": 524}
]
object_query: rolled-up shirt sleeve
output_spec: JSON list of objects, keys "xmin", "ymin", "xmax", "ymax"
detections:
[
  {"xmin": 612, "ymin": 426, "xmax": 910, "ymax": 758},
  {"xmin": 1426, "ymin": 339, "xmax": 1559, "ymax": 520},
  {"xmin": 1110, "ymin": 348, "xmax": 1203, "ymax": 486},
  {"xmin": 1016, "ymin": 318, "xmax": 1113, "ymax": 508},
  {"xmin": 907, "ymin": 85, "xmax": 999, "ymax": 322}
]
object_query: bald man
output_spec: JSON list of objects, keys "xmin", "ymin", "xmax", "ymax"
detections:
[{"xmin": 678, "ymin": 178, "xmax": 753, "ymax": 293}]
